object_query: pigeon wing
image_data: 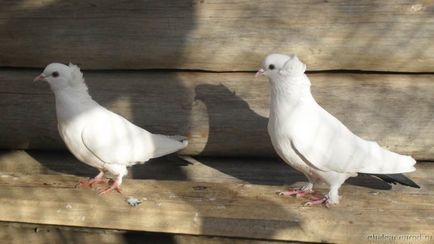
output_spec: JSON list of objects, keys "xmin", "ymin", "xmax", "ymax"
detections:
[
  {"xmin": 292, "ymin": 105, "xmax": 416, "ymax": 174},
  {"xmin": 81, "ymin": 108, "xmax": 155, "ymax": 166}
]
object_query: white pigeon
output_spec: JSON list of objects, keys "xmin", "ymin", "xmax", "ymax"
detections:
[
  {"xmin": 34, "ymin": 63, "xmax": 188, "ymax": 194},
  {"xmin": 256, "ymin": 54, "xmax": 419, "ymax": 206}
]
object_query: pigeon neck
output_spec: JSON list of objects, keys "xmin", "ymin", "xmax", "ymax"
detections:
[
  {"xmin": 53, "ymin": 86, "xmax": 92, "ymax": 99},
  {"xmin": 271, "ymin": 75, "xmax": 312, "ymax": 101},
  {"xmin": 54, "ymin": 88, "xmax": 95, "ymax": 122},
  {"xmin": 269, "ymin": 75, "xmax": 313, "ymax": 117}
]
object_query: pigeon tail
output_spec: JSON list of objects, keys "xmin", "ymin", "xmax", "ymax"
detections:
[
  {"xmin": 370, "ymin": 173, "xmax": 420, "ymax": 188},
  {"xmin": 355, "ymin": 140, "xmax": 417, "ymax": 174},
  {"xmin": 377, "ymin": 153, "xmax": 417, "ymax": 174},
  {"xmin": 167, "ymin": 135, "xmax": 189, "ymax": 147},
  {"xmin": 150, "ymin": 134, "xmax": 188, "ymax": 158}
]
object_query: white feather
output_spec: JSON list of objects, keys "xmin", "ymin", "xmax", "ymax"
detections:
[
  {"xmin": 42, "ymin": 63, "xmax": 188, "ymax": 179},
  {"xmin": 263, "ymin": 54, "xmax": 417, "ymax": 204}
]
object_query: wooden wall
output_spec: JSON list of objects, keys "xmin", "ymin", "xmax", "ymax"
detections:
[
  {"xmin": 0, "ymin": 0, "xmax": 434, "ymax": 71},
  {"xmin": 1, "ymin": 70, "xmax": 433, "ymax": 159},
  {"xmin": 0, "ymin": 1, "xmax": 433, "ymax": 160}
]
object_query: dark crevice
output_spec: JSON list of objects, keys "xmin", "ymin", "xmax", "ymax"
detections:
[{"xmin": 1, "ymin": 66, "xmax": 434, "ymax": 75}]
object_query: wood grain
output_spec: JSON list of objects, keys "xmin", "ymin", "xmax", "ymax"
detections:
[
  {"xmin": 0, "ymin": 222, "xmax": 293, "ymax": 244},
  {"xmin": 0, "ymin": 150, "xmax": 432, "ymax": 242},
  {"xmin": 1, "ymin": 69, "xmax": 433, "ymax": 159},
  {"xmin": 0, "ymin": 168, "xmax": 431, "ymax": 243},
  {"xmin": 0, "ymin": 150, "xmax": 430, "ymax": 190},
  {"xmin": 0, "ymin": 1, "xmax": 433, "ymax": 71}
]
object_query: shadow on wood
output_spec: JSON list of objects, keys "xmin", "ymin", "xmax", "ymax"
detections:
[
  {"xmin": 1, "ymin": 71, "xmax": 432, "ymax": 159},
  {"xmin": 0, "ymin": 170, "xmax": 432, "ymax": 243},
  {"xmin": 21, "ymin": 150, "xmax": 393, "ymax": 190},
  {"xmin": 194, "ymin": 83, "xmax": 274, "ymax": 157},
  {"xmin": 0, "ymin": 222, "xmax": 292, "ymax": 244}
]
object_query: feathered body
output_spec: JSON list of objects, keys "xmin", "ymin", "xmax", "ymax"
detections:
[
  {"xmin": 258, "ymin": 54, "xmax": 418, "ymax": 205},
  {"xmin": 35, "ymin": 63, "xmax": 188, "ymax": 193}
]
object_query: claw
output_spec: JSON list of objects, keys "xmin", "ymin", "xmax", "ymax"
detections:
[
  {"xmin": 79, "ymin": 178, "xmax": 108, "ymax": 188},
  {"xmin": 99, "ymin": 177, "xmax": 122, "ymax": 195},
  {"xmin": 277, "ymin": 187, "xmax": 313, "ymax": 197},
  {"xmin": 295, "ymin": 191, "xmax": 310, "ymax": 198},
  {"xmin": 303, "ymin": 196, "xmax": 329, "ymax": 207},
  {"xmin": 77, "ymin": 172, "xmax": 106, "ymax": 188}
]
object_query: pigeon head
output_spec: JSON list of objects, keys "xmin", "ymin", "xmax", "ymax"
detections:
[
  {"xmin": 34, "ymin": 63, "xmax": 87, "ymax": 92},
  {"xmin": 256, "ymin": 54, "xmax": 306, "ymax": 82}
]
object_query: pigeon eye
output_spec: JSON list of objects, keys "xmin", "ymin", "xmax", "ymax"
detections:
[
  {"xmin": 268, "ymin": 64, "xmax": 275, "ymax": 70},
  {"xmin": 52, "ymin": 71, "xmax": 59, "ymax": 78}
]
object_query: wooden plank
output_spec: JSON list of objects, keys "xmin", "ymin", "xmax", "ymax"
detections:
[
  {"xmin": 4, "ymin": 150, "xmax": 431, "ymax": 190},
  {"xmin": 0, "ymin": 150, "xmax": 432, "ymax": 242},
  {"xmin": 0, "ymin": 222, "xmax": 129, "ymax": 244},
  {"xmin": 0, "ymin": 166, "xmax": 432, "ymax": 243},
  {"xmin": 0, "ymin": 222, "xmax": 292, "ymax": 244},
  {"xmin": 1, "ymin": 70, "xmax": 433, "ymax": 159},
  {"xmin": 1, "ymin": 150, "xmax": 304, "ymax": 185},
  {"xmin": 0, "ymin": 1, "xmax": 434, "ymax": 71}
]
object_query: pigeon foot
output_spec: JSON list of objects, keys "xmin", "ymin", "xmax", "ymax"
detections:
[
  {"xmin": 99, "ymin": 178, "xmax": 122, "ymax": 195},
  {"xmin": 277, "ymin": 187, "xmax": 313, "ymax": 198},
  {"xmin": 304, "ymin": 196, "xmax": 330, "ymax": 207},
  {"xmin": 78, "ymin": 172, "xmax": 107, "ymax": 188}
]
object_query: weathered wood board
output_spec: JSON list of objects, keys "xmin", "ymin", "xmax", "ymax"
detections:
[
  {"xmin": 0, "ymin": 150, "xmax": 431, "ymax": 190},
  {"xmin": 0, "ymin": 166, "xmax": 432, "ymax": 243},
  {"xmin": 0, "ymin": 150, "xmax": 432, "ymax": 242},
  {"xmin": 0, "ymin": 222, "xmax": 292, "ymax": 244},
  {"xmin": 0, "ymin": 222, "xmax": 131, "ymax": 244},
  {"xmin": 1, "ymin": 70, "xmax": 433, "ymax": 159},
  {"xmin": 0, "ymin": 0, "xmax": 433, "ymax": 71}
]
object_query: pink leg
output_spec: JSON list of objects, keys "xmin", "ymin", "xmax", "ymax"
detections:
[
  {"xmin": 79, "ymin": 172, "xmax": 107, "ymax": 188},
  {"xmin": 304, "ymin": 196, "xmax": 329, "ymax": 207},
  {"xmin": 278, "ymin": 188, "xmax": 310, "ymax": 197},
  {"xmin": 99, "ymin": 176, "xmax": 122, "ymax": 195},
  {"xmin": 277, "ymin": 184, "xmax": 314, "ymax": 198}
]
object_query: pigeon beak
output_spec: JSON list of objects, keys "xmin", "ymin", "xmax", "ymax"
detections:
[
  {"xmin": 255, "ymin": 68, "xmax": 265, "ymax": 78},
  {"xmin": 33, "ymin": 73, "xmax": 46, "ymax": 82}
]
